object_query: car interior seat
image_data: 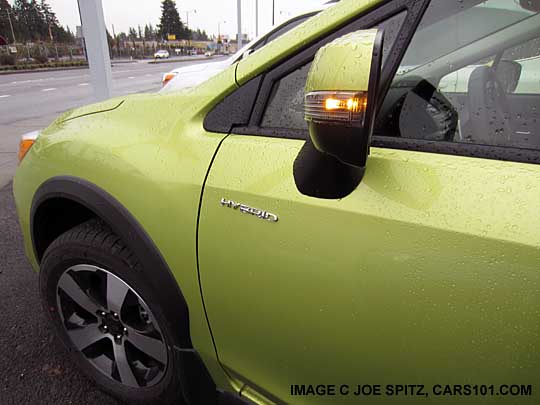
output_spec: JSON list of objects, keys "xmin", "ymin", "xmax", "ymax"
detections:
[{"xmin": 467, "ymin": 65, "xmax": 514, "ymax": 146}]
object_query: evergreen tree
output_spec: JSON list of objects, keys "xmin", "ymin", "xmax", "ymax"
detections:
[
  {"xmin": 13, "ymin": 0, "xmax": 47, "ymax": 42},
  {"xmin": 40, "ymin": 0, "xmax": 71, "ymax": 42},
  {"xmin": 144, "ymin": 24, "xmax": 151, "ymax": 41},
  {"xmin": 128, "ymin": 27, "xmax": 137, "ymax": 48},
  {"xmin": 0, "ymin": 0, "xmax": 14, "ymax": 43},
  {"xmin": 106, "ymin": 29, "xmax": 113, "ymax": 47},
  {"xmin": 7, "ymin": 0, "xmax": 73, "ymax": 44},
  {"xmin": 13, "ymin": 0, "xmax": 30, "ymax": 41},
  {"xmin": 158, "ymin": 0, "xmax": 187, "ymax": 40},
  {"xmin": 64, "ymin": 25, "xmax": 75, "ymax": 43},
  {"xmin": 117, "ymin": 31, "xmax": 127, "ymax": 50},
  {"xmin": 145, "ymin": 23, "xmax": 156, "ymax": 41},
  {"xmin": 40, "ymin": 0, "xmax": 55, "ymax": 41},
  {"xmin": 192, "ymin": 28, "xmax": 209, "ymax": 41},
  {"xmin": 54, "ymin": 24, "xmax": 74, "ymax": 43},
  {"xmin": 138, "ymin": 24, "xmax": 146, "ymax": 56},
  {"xmin": 28, "ymin": 0, "xmax": 46, "ymax": 41}
]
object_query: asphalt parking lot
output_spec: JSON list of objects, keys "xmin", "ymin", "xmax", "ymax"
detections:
[{"xmin": 0, "ymin": 183, "xmax": 120, "ymax": 404}]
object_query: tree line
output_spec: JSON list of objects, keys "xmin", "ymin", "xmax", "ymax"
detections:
[
  {"xmin": 115, "ymin": 23, "xmax": 209, "ymax": 45},
  {"xmin": 1, "ymin": 0, "xmax": 210, "ymax": 47},
  {"xmin": 109, "ymin": 1, "xmax": 209, "ymax": 54},
  {"xmin": 0, "ymin": 0, "xmax": 75, "ymax": 44}
]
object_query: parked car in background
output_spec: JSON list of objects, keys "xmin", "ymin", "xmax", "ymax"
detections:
[
  {"xmin": 153, "ymin": 49, "xmax": 170, "ymax": 59},
  {"xmin": 13, "ymin": 0, "xmax": 540, "ymax": 404}
]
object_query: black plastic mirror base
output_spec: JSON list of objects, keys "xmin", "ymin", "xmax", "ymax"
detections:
[
  {"xmin": 310, "ymin": 122, "xmax": 370, "ymax": 168},
  {"xmin": 293, "ymin": 139, "xmax": 365, "ymax": 199}
]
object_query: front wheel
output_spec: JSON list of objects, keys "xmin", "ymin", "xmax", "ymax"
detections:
[{"xmin": 40, "ymin": 219, "xmax": 185, "ymax": 404}]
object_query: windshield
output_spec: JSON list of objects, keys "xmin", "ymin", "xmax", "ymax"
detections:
[{"xmin": 229, "ymin": 4, "xmax": 333, "ymax": 64}]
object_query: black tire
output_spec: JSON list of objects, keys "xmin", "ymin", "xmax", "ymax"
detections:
[{"xmin": 39, "ymin": 219, "xmax": 186, "ymax": 404}]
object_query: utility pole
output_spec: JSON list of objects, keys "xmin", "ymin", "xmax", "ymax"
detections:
[
  {"xmin": 255, "ymin": 0, "xmax": 259, "ymax": 37},
  {"xmin": 112, "ymin": 24, "xmax": 119, "ymax": 58},
  {"xmin": 218, "ymin": 21, "xmax": 226, "ymax": 39},
  {"xmin": 217, "ymin": 20, "xmax": 226, "ymax": 53},
  {"xmin": 237, "ymin": 0, "xmax": 242, "ymax": 50},
  {"xmin": 272, "ymin": 0, "xmax": 275, "ymax": 26},
  {"xmin": 184, "ymin": 10, "xmax": 196, "ymax": 29},
  {"xmin": 6, "ymin": 9, "xmax": 17, "ymax": 44},
  {"xmin": 46, "ymin": 17, "xmax": 53, "ymax": 42},
  {"xmin": 183, "ymin": 9, "xmax": 196, "ymax": 48},
  {"xmin": 31, "ymin": 3, "xmax": 53, "ymax": 42},
  {"xmin": 77, "ymin": 0, "xmax": 112, "ymax": 101}
]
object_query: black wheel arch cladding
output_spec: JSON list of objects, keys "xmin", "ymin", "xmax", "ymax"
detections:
[
  {"xmin": 31, "ymin": 176, "xmax": 240, "ymax": 404},
  {"xmin": 31, "ymin": 176, "xmax": 192, "ymax": 348}
]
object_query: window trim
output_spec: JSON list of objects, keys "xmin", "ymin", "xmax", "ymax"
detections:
[
  {"xmin": 207, "ymin": 0, "xmax": 540, "ymax": 165},
  {"xmin": 371, "ymin": 137, "xmax": 540, "ymax": 164},
  {"xmin": 204, "ymin": 0, "xmax": 426, "ymax": 135},
  {"xmin": 243, "ymin": 0, "xmax": 540, "ymax": 165},
  {"xmin": 246, "ymin": 0, "xmax": 426, "ymax": 131}
]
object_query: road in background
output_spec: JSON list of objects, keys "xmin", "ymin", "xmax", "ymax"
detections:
[{"xmin": 0, "ymin": 57, "xmax": 225, "ymax": 188}]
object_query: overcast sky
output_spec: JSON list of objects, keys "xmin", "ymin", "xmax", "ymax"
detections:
[{"xmin": 13, "ymin": 0, "xmax": 327, "ymax": 39}]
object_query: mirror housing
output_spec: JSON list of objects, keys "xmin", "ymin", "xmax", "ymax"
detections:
[{"xmin": 304, "ymin": 29, "xmax": 383, "ymax": 168}]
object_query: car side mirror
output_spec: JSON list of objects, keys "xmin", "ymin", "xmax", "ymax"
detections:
[{"xmin": 304, "ymin": 29, "xmax": 383, "ymax": 169}]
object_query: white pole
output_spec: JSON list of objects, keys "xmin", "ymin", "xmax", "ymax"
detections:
[
  {"xmin": 237, "ymin": 0, "xmax": 243, "ymax": 50},
  {"xmin": 77, "ymin": 0, "xmax": 112, "ymax": 101},
  {"xmin": 255, "ymin": 0, "xmax": 259, "ymax": 37}
]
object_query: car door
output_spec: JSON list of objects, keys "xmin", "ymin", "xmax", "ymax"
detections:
[{"xmin": 198, "ymin": 1, "xmax": 540, "ymax": 404}]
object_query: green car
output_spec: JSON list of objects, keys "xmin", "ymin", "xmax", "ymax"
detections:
[{"xmin": 13, "ymin": 0, "xmax": 540, "ymax": 404}]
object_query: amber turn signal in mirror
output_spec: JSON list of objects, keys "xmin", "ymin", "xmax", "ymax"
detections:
[{"xmin": 305, "ymin": 91, "xmax": 368, "ymax": 124}]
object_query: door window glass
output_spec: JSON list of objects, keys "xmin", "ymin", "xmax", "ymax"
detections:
[
  {"xmin": 376, "ymin": 0, "xmax": 540, "ymax": 149},
  {"xmin": 501, "ymin": 37, "xmax": 540, "ymax": 95},
  {"xmin": 261, "ymin": 12, "xmax": 407, "ymax": 131},
  {"xmin": 261, "ymin": 63, "xmax": 312, "ymax": 130}
]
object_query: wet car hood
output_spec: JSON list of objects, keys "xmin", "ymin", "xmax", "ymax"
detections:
[{"xmin": 55, "ymin": 98, "xmax": 126, "ymax": 124}]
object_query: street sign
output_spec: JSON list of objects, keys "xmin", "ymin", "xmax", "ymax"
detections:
[
  {"xmin": 8, "ymin": 46, "xmax": 17, "ymax": 54},
  {"xmin": 168, "ymin": 34, "xmax": 176, "ymax": 41}
]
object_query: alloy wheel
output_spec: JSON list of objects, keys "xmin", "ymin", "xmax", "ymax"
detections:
[{"xmin": 55, "ymin": 264, "xmax": 168, "ymax": 388}]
